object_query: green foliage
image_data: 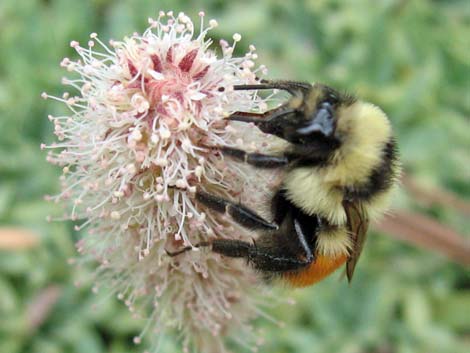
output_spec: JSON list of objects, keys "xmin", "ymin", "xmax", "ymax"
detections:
[{"xmin": 0, "ymin": 1, "xmax": 468, "ymax": 352}]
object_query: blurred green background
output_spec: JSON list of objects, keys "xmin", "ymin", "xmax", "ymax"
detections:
[{"xmin": 0, "ymin": 0, "xmax": 469, "ymax": 352}]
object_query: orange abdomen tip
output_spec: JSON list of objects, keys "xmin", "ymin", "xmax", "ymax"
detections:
[{"xmin": 283, "ymin": 254, "xmax": 348, "ymax": 287}]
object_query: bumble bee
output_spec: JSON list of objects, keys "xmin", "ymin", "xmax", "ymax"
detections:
[{"xmin": 167, "ymin": 80, "xmax": 400, "ymax": 287}]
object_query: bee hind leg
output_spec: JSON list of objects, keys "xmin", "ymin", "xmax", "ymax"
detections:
[
  {"xmin": 166, "ymin": 190, "xmax": 279, "ymax": 258},
  {"xmin": 210, "ymin": 235, "xmax": 313, "ymax": 273},
  {"xmin": 165, "ymin": 241, "xmax": 211, "ymax": 257},
  {"xmin": 165, "ymin": 238, "xmax": 312, "ymax": 273},
  {"xmin": 194, "ymin": 197, "xmax": 317, "ymax": 273}
]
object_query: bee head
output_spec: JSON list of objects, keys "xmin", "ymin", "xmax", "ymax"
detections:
[
  {"xmin": 262, "ymin": 84, "xmax": 342, "ymax": 147},
  {"xmin": 229, "ymin": 82, "xmax": 355, "ymax": 150}
]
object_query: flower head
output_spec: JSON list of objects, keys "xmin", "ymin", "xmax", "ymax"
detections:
[{"xmin": 43, "ymin": 11, "xmax": 279, "ymax": 352}]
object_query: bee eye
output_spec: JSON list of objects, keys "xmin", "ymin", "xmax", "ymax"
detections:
[
  {"xmin": 320, "ymin": 101, "xmax": 333, "ymax": 110},
  {"xmin": 296, "ymin": 102, "xmax": 335, "ymax": 137}
]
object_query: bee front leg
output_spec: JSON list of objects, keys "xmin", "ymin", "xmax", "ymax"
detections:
[
  {"xmin": 227, "ymin": 107, "xmax": 296, "ymax": 137},
  {"xmin": 225, "ymin": 110, "xmax": 273, "ymax": 124},
  {"xmin": 216, "ymin": 146, "xmax": 289, "ymax": 168}
]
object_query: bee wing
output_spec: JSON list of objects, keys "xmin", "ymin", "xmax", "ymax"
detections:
[{"xmin": 343, "ymin": 200, "xmax": 370, "ymax": 283}]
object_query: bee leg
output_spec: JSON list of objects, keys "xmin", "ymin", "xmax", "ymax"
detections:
[
  {"xmin": 166, "ymin": 190, "xmax": 278, "ymax": 257},
  {"xmin": 218, "ymin": 146, "xmax": 288, "ymax": 168},
  {"xmin": 165, "ymin": 241, "xmax": 211, "ymax": 257},
  {"xmin": 227, "ymin": 108, "xmax": 298, "ymax": 138},
  {"xmin": 210, "ymin": 220, "xmax": 314, "ymax": 272},
  {"xmin": 165, "ymin": 238, "xmax": 306, "ymax": 272},
  {"xmin": 225, "ymin": 239, "xmax": 312, "ymax": 272},
  {"xmin": 228, "ymin": 107, "xmax": 295, "ymax": 132},
  {"xmin": 166, "ymin": 218, "xmax": 315, "ymax": 273},
  {"xmin": 226, "ymin": 109, "xmax": 277, "ymax": 124},
  {"xmin": 196, "ymin": 190, "xmax": 278, "ymax": 231}
]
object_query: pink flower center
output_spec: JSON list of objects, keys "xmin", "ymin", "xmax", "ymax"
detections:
[{"xmin": 125, "ymin": 45, "xmax": 212, "ymax": 130}]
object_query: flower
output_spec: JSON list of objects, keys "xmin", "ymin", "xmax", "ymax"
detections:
[{"xmin": 42, "ymin": 11, "xmax": 280, "ymax": 353}]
